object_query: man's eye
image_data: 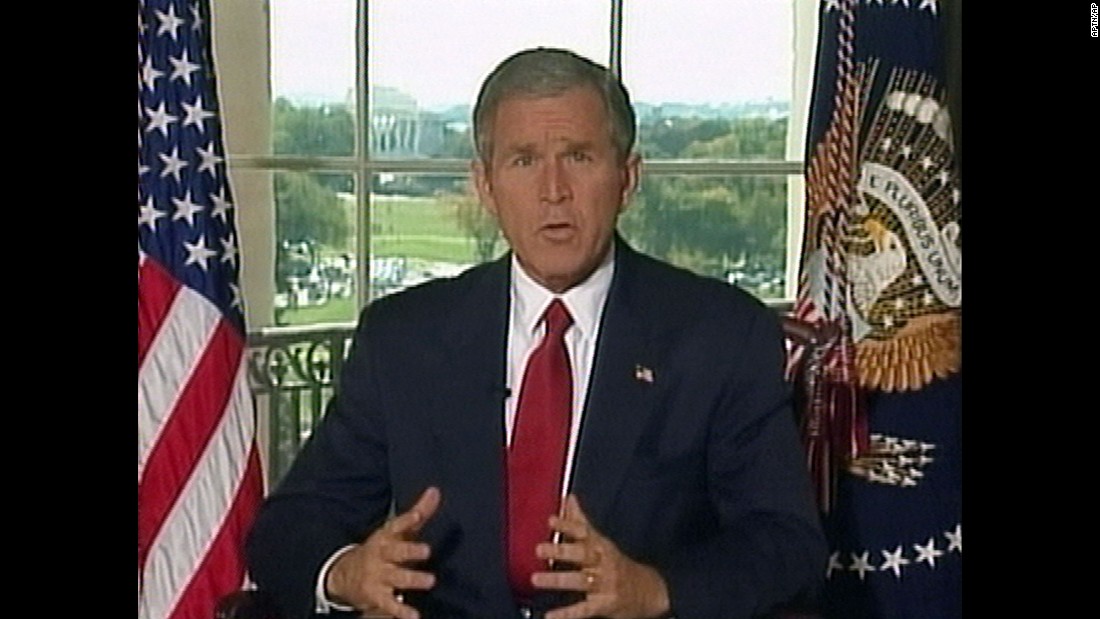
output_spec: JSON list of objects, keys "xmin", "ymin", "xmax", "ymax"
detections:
[
  {"xmin": 568, "ymin": 151, "xmax": 591, "ymax": 162},
  {"xmin": 512, "ymin": 154, "xmax": 534, "ymax": 167}
]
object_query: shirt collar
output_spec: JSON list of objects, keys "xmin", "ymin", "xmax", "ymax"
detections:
[{"xmin": 510, "ymin": 243, "xmax": 615, "ymax": 341}]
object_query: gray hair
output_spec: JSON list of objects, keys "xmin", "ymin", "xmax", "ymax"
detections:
[{"xmin": 472, "ymin": 47, "xmax": 637, "ymax": 164}]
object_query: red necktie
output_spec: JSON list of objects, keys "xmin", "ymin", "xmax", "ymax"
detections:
[{"xmin": 507, "ymin": 299, "xmax": 574, "ymax": 599}]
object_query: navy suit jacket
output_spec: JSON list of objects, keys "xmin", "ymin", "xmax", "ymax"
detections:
[{"xmin": 246, "ymin": 238, "xmax": 826, "ymax": 619}]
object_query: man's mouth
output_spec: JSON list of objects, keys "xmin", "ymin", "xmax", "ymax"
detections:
[{"xmin": 539, "ymin": 222, "xmax": 576, "ymax": 241}]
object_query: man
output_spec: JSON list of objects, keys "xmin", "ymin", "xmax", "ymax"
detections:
[{"xmin": 247, "ymin": 47, "xmax": 826, "ymax": 619}]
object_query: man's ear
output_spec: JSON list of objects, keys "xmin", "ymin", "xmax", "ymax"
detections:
[
  {"xmin": 618, "ymin": 152, "xmax": 641, "ymax": 214},
  {"xmin": 471, "ymin": 159, "xmax": 498, "ymax": 218}
]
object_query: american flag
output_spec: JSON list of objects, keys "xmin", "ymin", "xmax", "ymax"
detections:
[{"xmin": 138, "ymin": 2, "xmax": 263, "ymax": 619}]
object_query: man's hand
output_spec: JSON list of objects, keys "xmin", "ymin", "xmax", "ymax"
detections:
[
  {"xmin": 325, "ymin": 486, "xmax": 441, "ymax": 619},
  {"xmin": 532, "ymin": 495, "xmax": 671, "ymax": 619}
]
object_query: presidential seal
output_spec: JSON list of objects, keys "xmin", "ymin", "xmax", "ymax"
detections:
[{"xmin": 844, "ymin": 66, "xmax": 961, "ymax": 393}]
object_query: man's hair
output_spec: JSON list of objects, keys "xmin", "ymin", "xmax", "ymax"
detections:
[{"xmin": 473, "ymin": 47, "xmax": 637, "ymax": 164}]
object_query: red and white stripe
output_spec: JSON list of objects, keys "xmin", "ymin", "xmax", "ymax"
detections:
[{"xmin": 138, "ymin": 252, "xmax": 263, "ymax": 619}]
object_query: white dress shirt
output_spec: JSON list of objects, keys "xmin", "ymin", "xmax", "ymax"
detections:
[
  {"xmin": 316, "ymin": 246, "xmax": 615, "ymax": 612},
  {"xmin": 504, "ymin": 245, "xmax": 614, "ymax": 502}
]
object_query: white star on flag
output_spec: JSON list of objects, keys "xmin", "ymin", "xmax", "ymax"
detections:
[
  {"xmin": 849, "ymin": 551, "xmax": 876, "ymax": 580},
  {"xmin": 145, "ymin": 101, "xmax": 178, "ymax": 138},
  {"xmin": 229, "ymin": 282, "xmax": 243, "ymax": 309},
  {"xmin": 139, "ymin": 196, "xmax": 166, "ymax": 231},
  {"xmin": 158, "ymin": 147, "xmax": 188, "ymax": 182},
  {"xmin": 183, "ymin": 96, "xmax": 216, "ymax": 129},
  {"xmin": 169, "ymin": 49, "xmax": 202, "ymax": 85},
  {"xmin": 172, "ymin": 190, "xmax": 204, "ymax": 226},
  {"xmin": 913, "ymin": 536, "xmax": 945, "ymax": 568},
  {"xmin": 142, "ymin": 56, "xmax": 164, "ymax": 90},
  {"xmin": 220, "ymin": 235, "xmax": 239, "ymax": 267},
  {"xmin": 197, "ymin": 142, "xmax": 223, "ymax": 175},
  {"xmin": 944, "ymin": 524, "xmax": 962, "ymax": 553},
  {"xmin": 155, "ymin": 4, "xmax": 184, "ymax": 40},
  {"xmin": 880, "ymin": 546, "xmax": 910, "ymax": 578},
  {"xmin": 826, "ymin": 551, "xmax": 844, "ymax": 579},
  {"xmin": 211, "ymin": 189, "xmax": 232, "ymax": 222},
  {"xmin": 183, "ymin": 235, "xmax": 218, "ymax": 270}
]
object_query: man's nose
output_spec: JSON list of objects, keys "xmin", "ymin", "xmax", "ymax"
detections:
[{"xmin": 539, "ymin": 158, "xmax": 571, "ymax": 203}]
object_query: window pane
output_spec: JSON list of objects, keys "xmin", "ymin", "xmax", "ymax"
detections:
[
  {"xmin": 272, "ymin": 98, "xmax": 356, "ymax": 157},
  {"xmin": 623, "ymin": 0, "xmax": 796, "ymax": 161},
  {"xmin": 370, "ymin": 174, "xmax": 504, "ymax": 299},
  {"xmin": 269, "ymin": 0, "xmax": 357, "ymax": 156},
  {"xmin": 619, "ymin": 174, "xmax": 796, "ymax": 302},
  {"xmin": 274, "ymin": 171, "xmax": 359, "ymax": 325},
  {"xmin": 368, "ymin": 0, "xmax": 610, "ymax": 159}
]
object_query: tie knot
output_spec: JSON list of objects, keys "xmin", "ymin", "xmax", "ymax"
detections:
[{"xmin": 543, "ymin": 299, "xmax": 573, "ymax": 336}]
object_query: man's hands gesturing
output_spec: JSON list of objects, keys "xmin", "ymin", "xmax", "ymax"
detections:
[
  {"xmin": 325, "ymin": 486, "xmax": 441, "ymax": 619},
  {"xmin": 532, "ymin": 495, "xmax": 671, "ymax": 619}
]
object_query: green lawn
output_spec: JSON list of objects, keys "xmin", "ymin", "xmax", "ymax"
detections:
[
  {"xmin": 278, "ymin": 193, "xmax": 494, "ymax": 326},
  {"xmin": 370, "ymin": 194, "xmax": 485, "ymax": 264},
  {"xmin": 276, "ymin": 295, "xmax": 358, "ymax": 326},
  {"xmin": 372, "ymin": 235, "xmax": 477, "ymax": 263}
]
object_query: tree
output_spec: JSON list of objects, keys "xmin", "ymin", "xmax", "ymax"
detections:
[
  {"xmin": 440, "ymin": 123, "xmax": 475, "ymax": 160},
  {"xmin": 682, "ymin": 117, "xmax": 787, "ymax": 160},
  {"xmin": 638, "ymin": 117, "xmax": 732, "ymax": 158},
  {"xmin": 274, "ymin": 171, "xmax": 350, "ymax": 248},
  {"xmin": 446, "ymin": 191, "xmax": 501, "ymax": 263},
  {"xmin": 621, "ymin": 116, "xmax": 790, "ymax": 291},
  {"xmin": 273, "ymin": 98, "xmax": 355, "ymax": 193},
  {"xmin": 273, "ymin": 97, "xmax": 354, "ymax": 156}
]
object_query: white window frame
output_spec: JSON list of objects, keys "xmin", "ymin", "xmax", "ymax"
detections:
[{"xmin": 212, "ymin": 0, "xmax": 819, "ymax": 329}]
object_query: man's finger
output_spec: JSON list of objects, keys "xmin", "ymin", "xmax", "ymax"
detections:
[
  {"xmin": 381, "ymin": 539, "xmax": 432, "ymax": 564},
  {"xmin": 536, "ymin": 541, "xmax": 596, "ymax": 566},
  {"xmin": 530, "ymin": 568, "xmax": 590, "ymax": 592},
  {"xmin": 543, "ymin": 598, "xmax": 600, "ymax": 619},
  {"xmin": 549, "ymin": 494, "xmax": 599, "ymax": 542},
  {"xmin": 410, "ymin": 486, "xmax": 442, "ymax": 523},
  {"xmin": 377, "ymin": 591, "xmax": 422, "ymax": 619},
  {"xmin": 548, "ymin": 513, "xmax": 593, "ymax": 543},
  {"xmin": 562, "ymin": 494, "xmax": 590, "ymax": 525},
  {"xmin": 387, "ymin": 486, "xmax": 442, "ymax": 536},
  {"xmin": 386, "ymin": 565, "xmax": 436, "ymax": 591}
]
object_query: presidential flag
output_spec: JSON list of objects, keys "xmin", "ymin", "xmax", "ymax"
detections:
[
  {"xmin": 138, "ymin": 2, "xmax": 264, "ymax": 618},
  {"xmin": 791, "ymin": 1, "xmax": 962, "ymax": 616}
]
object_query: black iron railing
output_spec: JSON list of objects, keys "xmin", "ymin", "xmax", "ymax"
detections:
[{"xmin": 246, "ymin": 322, "xmax": 355, "ymax": 486}]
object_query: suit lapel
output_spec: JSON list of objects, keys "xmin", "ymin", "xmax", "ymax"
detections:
[
  {"xmin": 569, "ymin": 241, "xmax": 661, "ymax": 529},
  {"xmin": 427, "ymin": 256, "xmax": 512, "ymax": 590}
]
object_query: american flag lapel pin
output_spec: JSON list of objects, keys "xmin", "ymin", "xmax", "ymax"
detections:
[{"xmin": 634, "ymin": 364, "xmax": 654, "ymax": 384}]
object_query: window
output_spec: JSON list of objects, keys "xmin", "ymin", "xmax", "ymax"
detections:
[{"xmin": 213, "ymin": 0, "xmax": 817, "ymax": 329}]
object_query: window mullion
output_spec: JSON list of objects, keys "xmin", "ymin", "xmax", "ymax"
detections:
[
  {"xmin": 357, "ymin": 0, "xmax": 371, "ymax": 306},
  {"xmin": 610, "ymin": 0, "xmax": 623, "ymax": 76}
]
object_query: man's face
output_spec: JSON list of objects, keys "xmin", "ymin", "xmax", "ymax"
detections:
[{"xmin": 473, "ymin": 86, "xmax": 640, "ymax": 293}]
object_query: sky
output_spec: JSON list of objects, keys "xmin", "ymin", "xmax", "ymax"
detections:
[{"xmin": 270, "ymin": 0, "xmax": 796, "ymax": 110}]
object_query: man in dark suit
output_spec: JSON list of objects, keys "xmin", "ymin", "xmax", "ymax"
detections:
[{"xmin": 246, "ymin": 47, "xmax": 826, "ymax": 619}]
